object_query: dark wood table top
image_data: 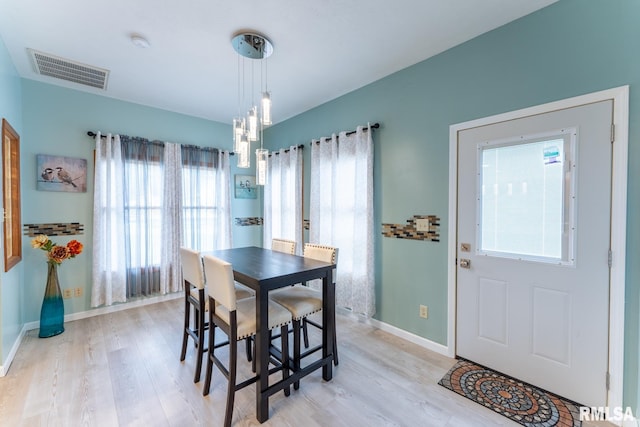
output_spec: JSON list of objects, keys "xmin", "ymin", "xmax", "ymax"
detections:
[{"xmin": 206, "ymin": 246, "xmax": 334, "ymax": 291}]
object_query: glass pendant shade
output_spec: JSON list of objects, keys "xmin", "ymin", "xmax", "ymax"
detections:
[
  {"xmin": 261, "ymin": 92, "xmax": 272, "ymax": 126},
  {"xmin": 256, "ymin": 148, "xmax": 268, "ymax": 185},
  {"xmin": 248, "ymin": 107, "xmax": 258, "ymax": 141},
  {"xmin": 237, "ymin": 134, "xmax": 250, "ymax": 168},
  {"xmin": 233, "ymin": 118, "xmax": 245, "ymax": 151}
]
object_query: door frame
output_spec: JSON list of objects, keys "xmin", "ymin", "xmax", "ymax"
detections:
[{"xmin": 447, "ymin": 86, "xmax": 628, "ymax": 414}]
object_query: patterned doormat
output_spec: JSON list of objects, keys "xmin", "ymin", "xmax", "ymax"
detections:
[{"xmin": 438, "ymin": 358, "xmax": 582, "ymax": 427}]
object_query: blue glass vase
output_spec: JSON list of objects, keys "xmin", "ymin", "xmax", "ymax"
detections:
[{"xmin": 39, "ymin": 262, "xmax": 65, "ymax": 338}]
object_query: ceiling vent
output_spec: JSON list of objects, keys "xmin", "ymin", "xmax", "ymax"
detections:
[{"xmin": 28, "ymin": 49, "xmax": 109, "ymax": 90}]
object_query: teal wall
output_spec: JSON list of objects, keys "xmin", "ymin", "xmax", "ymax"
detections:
[
  {"xmin": 19, "ymin": 80, "xmax": 261, "ymax": 324},
  {"xmin": 0, "ymin": 34, "xmax": 24, "ymax": 365},
  {"xmin": 265, "ymin": 0, "xmax": 640, "ymax": 410}
]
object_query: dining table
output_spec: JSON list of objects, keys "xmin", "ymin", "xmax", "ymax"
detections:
[{"xmin": 206, "ymin": 246, "xmax": 336, "ymax": 423}]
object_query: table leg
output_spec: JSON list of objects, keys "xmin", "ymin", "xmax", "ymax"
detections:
[
  {"xmin": 322, "ymin": 269, "xmax": 334, "ymax": 381},
  {"xmin": 256, "ymin": 288, "xmax": 270, "ymax": 422}
]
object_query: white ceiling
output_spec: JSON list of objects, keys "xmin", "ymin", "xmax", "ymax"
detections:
[{"xmin": 0, "ymin": 0, "xmax": 557, "ymax": 125}]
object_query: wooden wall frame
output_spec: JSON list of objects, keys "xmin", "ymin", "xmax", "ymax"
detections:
[{"xmin": 2, "ymin": 118, "xmax": 22, "ymax": 272}]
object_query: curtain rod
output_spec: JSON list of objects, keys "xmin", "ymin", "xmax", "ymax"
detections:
[
  {"xmin": 87, "ymin": 131, "xmax": 104, "ymax": 138},
  {"xmin": 312, "ymin": 122, "xmax": 379, "ymax": 144},
  {"xmin": 87, "ymin": 131, "xmax": 235, "ymax": 155},
  {"xmin": 269, "ymin": 144, "xmax": 304, "ymax": 156}
]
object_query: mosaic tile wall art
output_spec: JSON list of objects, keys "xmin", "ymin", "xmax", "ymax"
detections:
[
  {"xmin": 381, "ymin": 215, "xmax": 440, "ymax": 242},
  {"xmin": 24, "ymin": 222, "xmax": 84, "ymax": 237},
  {"xmin": 234, "ymin": 217, "xmax": 263, "ymax": 226}
]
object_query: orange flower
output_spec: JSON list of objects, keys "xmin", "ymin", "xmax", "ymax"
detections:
[{"xmin": 67, "ymin": 240, "xmax": 83, "ymax": 256}]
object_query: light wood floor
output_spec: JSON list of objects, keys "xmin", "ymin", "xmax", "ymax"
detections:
[{"xmin": 0, "ymin": 298, "xmax": 522, "ymax": 426}]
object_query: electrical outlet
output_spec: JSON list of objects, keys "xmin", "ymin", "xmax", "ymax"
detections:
[
  {"xmin": 63, "ymin": 288, "xmax": 72, "ymax": 299},
  {"xmin": 415, "ymin": 218, "xmax": 430, "ymax": 232},
  {"xmin": 74, "ymin": 287, "xmax": 83, "ymax": 297},
  {"xmin": 419, "ymin": 305, "xmax": 428, "ymax": 319}
]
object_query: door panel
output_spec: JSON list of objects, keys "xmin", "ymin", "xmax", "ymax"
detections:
[
  {"xmin": 531, "ymin": 286, "xmax": 570, "ymax": 365},
  {"xmin": 477, "ymin": 277, "xmax": 508, "ymax": 345},
  {"xmin": 456, "ymin": 100, "xmax": 612, "ymax": 407}
]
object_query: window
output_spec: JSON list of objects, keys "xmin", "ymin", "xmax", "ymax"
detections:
[
  {"xmin": 181, "ymin": 146, "xmax": 231, "ymax": 253},
  {"xmin": 123, "ymin": 160, "xmax": 164, "ymax": 268},
  {"xmin": 122, "ymin": 140, "xmax": 230, "ymax": 297},
  {"xmin": 477, "ymin": 129, "xmax": 576, "ymax": 264},
  {"xmin": 121, "ymin": 140, "xmax": 165, "ymax": 296}
]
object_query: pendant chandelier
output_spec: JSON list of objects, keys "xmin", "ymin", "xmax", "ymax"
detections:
[{"xmin": 231, "ymin": 32, "xmax": 272, "ymax": 185}]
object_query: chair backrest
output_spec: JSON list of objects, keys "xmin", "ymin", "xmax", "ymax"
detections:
[
  {"xmin": 272, "ymin": 238, "xmax": 296, "ymax": 255},
  {"xmin": 303, "ymin": 243, "xmax": 338, "ymax": 265},
  {"xmin": 202, "ymin": 254, "xmax": 237, "ymax": 311},
  {"xmin": 180, "ymin": 247, "xmax": 205, "ymax": 290}
]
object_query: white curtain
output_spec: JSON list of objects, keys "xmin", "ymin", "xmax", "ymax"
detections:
[
  {"xmin": 217, "ymin": 151, "xmax": 233, "ymax": 249},
  {"xmin": 91, "ymin": 133, "xmax": 127, "ymax": 307},
  {"xmin": 161, "ymin": 142, "xmax": 183, "ymax": 294},
  {"xmin": 181, "ymin": 146, "xmax": 232, "ymax": 252},
  {"xmin": 310, "ymin": 125, "xmax": 374, "ymax": 317},
  {"xmin": 264, "ymin": 146, "xmax": 303, "ymax": 254}
]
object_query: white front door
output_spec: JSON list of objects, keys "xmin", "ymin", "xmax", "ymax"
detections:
[{"xmin": 456, "ymin": 100, "xmax": 613, "ymax": 407}]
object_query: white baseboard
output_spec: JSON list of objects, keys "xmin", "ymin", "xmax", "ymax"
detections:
[
  {"xmin": 2, "ymin": 292, "xmax": 182, "ymax": 376},
  {"xmin": 338, "ymin": 308, "xmax": 450, "ymax": 357},
  {"xmin": 0, "ymin": 323, "xmax": 29, "ymax": 377}
]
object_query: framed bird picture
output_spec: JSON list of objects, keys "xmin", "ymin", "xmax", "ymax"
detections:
[
  {"xmin": 234, "ymin": 174, "xmax": 257, "ymax": 199},
  {"xmin": 36, "ymin": 154, "xmax": 87, "ymax": 193}
]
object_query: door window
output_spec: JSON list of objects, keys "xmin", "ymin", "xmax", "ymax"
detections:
[{"xmin": 477, "ymin": 129, "xmax": 576, "ymax": 265}]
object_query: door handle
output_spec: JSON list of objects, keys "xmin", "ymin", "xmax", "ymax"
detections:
[{"xmin": 459, "ymin": 258, "xmax": 471, "ymax": 269}]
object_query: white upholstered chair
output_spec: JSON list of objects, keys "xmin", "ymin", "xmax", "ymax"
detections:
[
  {"xmin": 201, "ymin": 254, "xmax": 292, "ymax": 427},
  {"xmin": 269, "ymin": 243, "xmax": 339, "ymax": 388},
  {"xmin": 179, "ymin": 247, "xmax": 253, "ymax": 383},
  {"xmin": 271, "ymin": 238, "xmax": 296, "ymax": 255}
]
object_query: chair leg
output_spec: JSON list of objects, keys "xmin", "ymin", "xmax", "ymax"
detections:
[
  {"xmin": 224, "ymin": 335, "xmax": 238, "ymax": 427},
  {"xmin": 302, "ymin": 318, "xmax": 310, "ymax": 348},
  {"xmin": 280, "ymin": 324, "xmax": 290, "ymax": 397},
  {"xmin": 194, "ymin": 304, "xmax": 205, "ymax": 383},
  {"xmin": 245, "ymin": 337, "xmax": 252, "ymax": 362},
  {"xmin": 332, "ymin": 311, "xmax": 339, "ymax": 366},
  {"xmin": 251, "ymin": 338, "xmax": 256, "ymax": 373},
  {"xmin": 303, "ymin": 313, "xmax": 339, "ymax": 366},
  {"xmin": 194, "ymin": 307, "xmax": 200, "ymax": 347},
  {"xmin": 293, "ymin": 319, "xmax": 301, "ymax": 390},
  {"xmin": 203, "ymin": 319, "xmax": 215, "ymax": 396},
  {"xmin": 180, "ymin": 296, "xmax": 190, "ymax": 361}
]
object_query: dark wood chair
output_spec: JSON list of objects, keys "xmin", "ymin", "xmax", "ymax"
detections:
[
  {"xmin": 269, "ymin": 243, "xmax": 339, "ymax": 389},
  {"xmin": 201, "ymin": 254, "xmax": 293, "ymax": 427},
  {"xmin": 179, "ymin": 247, "xmax": 252, "ymax": 383}
]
